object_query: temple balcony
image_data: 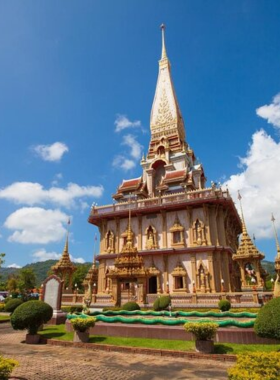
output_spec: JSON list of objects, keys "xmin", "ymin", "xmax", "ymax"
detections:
[{"xmin": 88, "ymin": 186, "xmax": 239, "ymax": 224}]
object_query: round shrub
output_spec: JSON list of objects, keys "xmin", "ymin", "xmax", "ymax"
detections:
[
  {"xmin": 122, "ymin": 301, "xmax": 140, "ymax": 311},
  {"xmin": 70, "ymin": 317, "xmax": 96, "ymax": 332},
  {"xmin": 153, "ymin": 295, "xmax": 171, "ymax": 311},
  {"xmin": 11, "ymin": 300, "xmax": 53, "ymax": 335},
  {"xmin": 4, "ymin": 298, "xmax": 23, "ymax": 314},
  {"xmin": 254, "ymin": 297, "xmax": 280, "ymax": 339},
  {"xmin": 218, "ymin": 299, "xmax": 231, "ymax": 312},
  {"xmin": 184, "ymin": 322, "xmax": 218, "ymax": 341}
]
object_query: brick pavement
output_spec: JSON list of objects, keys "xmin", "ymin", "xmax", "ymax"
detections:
[{"xmin": 0, "ymin": 323, "xmax": 231, "ymax": 380}]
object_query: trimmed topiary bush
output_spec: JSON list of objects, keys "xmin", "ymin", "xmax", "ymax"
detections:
[
  {"xmin": 153, "ymin": 295, "xmax": 171, "ymax": 311},
  {"xmin": 254, "ymin": 297, "xmax": 280, "ymax": 340},
  {"xmin": 11, "ymin": 300, "xmax": 53, "ymax": 335},
  {"xmin": 218, "ymin": 299, "xmax": 231, "ymax": 312},
  {"xmin": 4, "ymin": 298, "xmax": 23, "ymax": 314},
  {"xmin": 70, "ymin": 306, "xmax": 83, "ymax": 314},
  {"xmin": 228, "ymin": 352, "xmax": 280, "ymax": 380},
  {"xmin": 122, "ymin": 301, "xmax": 140, "ymax": 311},
  {"xmin": 184, "ymin": 322, "xmax": 218, "ymax": 341},
  {"xmin": 0, "ymin": 356, "xmax": 19, "ymax": 380}
]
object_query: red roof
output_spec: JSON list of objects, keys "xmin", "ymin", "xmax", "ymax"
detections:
[
  {"xmin": 119, "ymin": 177, "xmax": 142, "ymax": 190},
  {"xmin": 164, "ymin": 170, "xmax": 186, "ymax": 181}
]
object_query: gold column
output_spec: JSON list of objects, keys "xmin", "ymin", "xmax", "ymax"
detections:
[
  {"xmin": 207, "ymin": 252, "xmax": 215, "ymax": 292},
  {"xmin": 186, "ymin": 207, "xmax": 193, "ymax": 246},
  {"xmin": 163, "ymin": 255, "xmax": 168, "ymax": 292},
  {"xmin": 115, "ymin": 217, "xmax": 120, "ymax": 253},
  {"xmin": 98, "ymin": 261, "xmax": 105, "ymax": 294},
  {"xmin": 223, "ymin": 252, "xmax": 231, "ymax": 292},
  {"xmin": 137, "ymin": 215, "xmax": 142, "ymax": 250},
  {"xmin": 191, "ymin": 254, "xmax": 196, "ymax": 289},
  {"xmin": 203, "ymin": 204, "xmax": 212, "ymax": 245},
  {"xmin": 161, "ymin": 210, "xmax": 167, "ymax": 248}
]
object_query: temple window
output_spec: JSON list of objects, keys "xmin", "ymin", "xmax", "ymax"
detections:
[
  {"xmin": 170, "ymin": 214, "xmax": 185, "ymax": 248},
  {"xmin": 171, "ymin": 260, "xmax": 187, "ymax": 291}
]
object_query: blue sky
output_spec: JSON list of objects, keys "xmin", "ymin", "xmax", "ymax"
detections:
[{"xmin": 1, "ymin": 1, "xmax": 280, "ymax": 268}]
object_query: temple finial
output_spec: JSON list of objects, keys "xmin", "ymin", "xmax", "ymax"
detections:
[
  {"xmin": 271, "ymin": 213, "xmax": 280, "ymax": 257},
  {"xmin": 160, "ymin": 24, "xmax": 167, "ymax": 60},
  {"xmin": 238, "ymin": 191, "xmax": 247, "ymax": 234},
  {"xmin": 64, "ymin": 218, "xmax": 70, "ymax": 253}
]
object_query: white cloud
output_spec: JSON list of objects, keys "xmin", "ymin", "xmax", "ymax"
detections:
[
  {"xmin": 122, "ymin": 134, "xmax": 143, "ymax": 159},
  {"xmin": 33, "ymin": 142, "xmax": 69, "ymax": 162},
  {"xmin": 0, "ymin": 182, "xmax": 103, "ymax": 208},
  {"xmin": 223, "ymin": 129, "xmax": 280, "ymax": 239},
  {"xmin": 52, "ymin": 173, "xmax": 63, "ymax": 186},
  {"xmin": 7, "ymin": 263, "xmax": 22, "ymax": 268},
  {"xmin": 114, "ymin": 115, "xmax": 141, "ymax": 132},
  {"xmin": 32, "ymin": 248, "xmax": 85, "ymax": 264},
  {"xmin": 256, "ymin": 93, "xmax": 280, "ymax": 129},
  {"xmin": 112, "ymin": 155, "xmax": 136, "ymax": 171},
  {"xmin": 4, "ymin": 207, "xmax": 68, "ymax": 244}
]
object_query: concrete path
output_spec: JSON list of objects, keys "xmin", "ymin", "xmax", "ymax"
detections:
[{"xmin": 0, "ymin": 323, "xmax": 231, "ymax": 380}]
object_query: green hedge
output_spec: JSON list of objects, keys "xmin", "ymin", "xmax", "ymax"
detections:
[
  {"xmin": 4, "ymin": 299, "xmax": 23, "ymax": 314},
  {"xmin": 153, "ymin": 295, "xmax": 171, "ymax": 311},
  {"xmin": 254, "ymin": 297, "xmax": 280, "ymax": 340},
  {"xmin": 218, "ymin": 299, "xmax": 231, "ymax": 312},
  {"xmin": 122, "ymin": 302, "xmax": 140, "ymax": 311}
]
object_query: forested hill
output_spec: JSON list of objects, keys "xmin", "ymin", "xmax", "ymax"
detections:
[{"xmin": 0, "ymin": 260, "xmax": 92, "ymax": 286}]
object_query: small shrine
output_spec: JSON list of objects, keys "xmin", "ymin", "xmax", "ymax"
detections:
[
  {"xmin": 83, "ymin": 259, "xmax": 98, "ymax": 307},
  {"xmin": 51, "ymin": 232, "xmax": 76, "ymax": 291},
  {"xmin": 107, "ymin": 208, "xmax": 150, "ymax": 305},
  {"xmin": 232, "ymin": 193, "xmax": 267, "ymax": 291}
]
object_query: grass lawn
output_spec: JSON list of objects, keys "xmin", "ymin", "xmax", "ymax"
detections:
[
  {"xmin": 39, "ymin": 325, "xmax": 280, "ymax": 354},
  {"xmin": 0, "ymin": 314, "xmax": 10, "ymax": 321}
]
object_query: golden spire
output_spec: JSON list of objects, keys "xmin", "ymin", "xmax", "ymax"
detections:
[
  {"xmin": 234, "ymin": 191, "xmax": 264, "ymax": 259},
  {"xmin": 160, "ymin": 24, "xmax": 167, "ymax": 60},
  {"xmin": 150, "ymin": 24, "xmax": 185, "ymax": 148},
  {"xmin": 271, "ymin": 213, "xmax": 280, "ymax": 258},
  {"xmin": 238, "ymin": 191, "xmax": 247, "ymax": 235}
]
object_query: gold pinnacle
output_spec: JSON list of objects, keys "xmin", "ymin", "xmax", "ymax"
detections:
[
  {"xmin": 160, "ymin": 23, "xmax": 167, "ymax": 59},
  {"xmin": 271, "ymin": 213, "xmax": 280, "ymax": 257}
]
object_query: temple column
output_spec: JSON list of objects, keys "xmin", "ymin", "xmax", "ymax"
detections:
[
  {"xmin": 203, "ymin": 204, "xmax": 212, "ymax": 245},
  {"xmin": 191, "ymin": 254, "xmax": 196, "ymax": 289},
  {"xmin": 161, "ymin": 210, "xmax": 167, "ymax": 248},
  {"xmin": 115, "ymin": 217, "xmax": 120, "ymax": 253},
  {"xmin": 207, "ymin": 252, "xmax": 215, "ymax": 292},
  {"xmin": 137, "ymin": 215, "xmax": 142, "ymax": 250},
  {"xmin": 186, "ymin": 208, "xmax": 193, "ymax": 246},
  {"xmin": 146, "ymin": 168, "xmax": 155, "ymax": 197}
]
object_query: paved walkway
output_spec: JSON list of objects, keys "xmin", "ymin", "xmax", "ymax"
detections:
[{"xmin": 0, "ymin": 323, "xmax": 231, "ymax": 380}]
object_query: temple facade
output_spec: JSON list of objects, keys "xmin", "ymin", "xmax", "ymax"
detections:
[{"xmin": 87, "ymin": 26, "xmax": 267, "ymax": 306}]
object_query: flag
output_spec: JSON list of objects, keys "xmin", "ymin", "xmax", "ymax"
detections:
[
  {"xmin": 237, "ymin": 191, "xmax": 242, "ymax": 200},
  {"xmin": 271, "ymin": 213, "xmax": 275, "ymax": 222},
  {"xmin": 67, "ymin": 218, "xmax": 71, "ymax": 225},
  {"xmin": 94, "ymin": 233, "xmax": 97, "ymax": 241}
]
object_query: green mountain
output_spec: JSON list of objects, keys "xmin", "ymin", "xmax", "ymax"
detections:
[{"xmin": 0, "ymin": 260, "xmax": 92, "ymax": 287}]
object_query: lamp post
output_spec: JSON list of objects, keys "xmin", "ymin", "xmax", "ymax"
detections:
[
  {"xmin": 192, "ymin": 280, "xmax": 196, "ymax": 293},
  {"xmin": 166, "ymin": 281, "xmax": 169, "ymax": 294},
  {"xmin": 271, "ymin": 278, "xmax": 274, "ymax": 291},
  {"xmin": 221, "ymin": 278, "xmax": 225, "ymax": 293},
  {"xmin": 93, "ymin": 282, "xmax": 97, "ymax": 303},
  {"xmin": 251, "ymin": 277, "xmax": 256, "ymax": 291}
]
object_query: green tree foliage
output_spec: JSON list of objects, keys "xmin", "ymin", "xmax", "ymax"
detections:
[
  {"xmin": 0, "ymin": 253, "xmax": 5, "ymax": 268},
  {"xmin": 153, "ymin": 295, "xmax": 171, "ymax": 311},
  {"xmin": 6, "ymin": 277, "xmax": 18, "ymax": 293},
  {"xmin": 18, "ymin": 268, "xmax": 37, "ymax": 295},
  {"xmin": 0, "ymin": 356, "xmax": 19, "ymax": 380},
  {"xmin": 254, "ymin": 297, "xmax": 280, "ymax": 339},
  {"xmin": 71, "ymin": 263, "xmax": 91, "ymax": 291},
  {"xmin": 218, "ymin": 299, "xmax": 231, "ymax": 312},
  {"xmin": 11, "ymin": 300, "xmax": 53, "ymax": 335}
]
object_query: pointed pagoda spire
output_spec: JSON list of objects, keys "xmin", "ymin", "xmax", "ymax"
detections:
[
  {"xmin": 149, "ymin": 24, "xmax": 185, "ymax": 152},
  {"xmin": 235, "ymin": 192, "xmax": 264, "ymax": 259},
  {"xmin": 160, "ymin": 24, "xmax": 167, "ymax": 60},
  {"xmin": 271, "ymin": 213, "xmax": 280, "ymax": 258}
]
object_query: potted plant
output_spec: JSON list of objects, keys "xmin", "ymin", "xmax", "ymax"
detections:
[
  {"xmin": 70, "ymin": 317, "xmax": 96, "ymax": 343},
  {"xmin": 11, "ymin": 300, "xmax": 53, "ymax": 344},
  {"xmin": 184, "ymin": 322, "xmax": 218, "ymax": 353}
]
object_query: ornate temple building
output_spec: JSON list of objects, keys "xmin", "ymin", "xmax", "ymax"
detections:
[{"xmin": 88, "ymin": 26, "xmax": 268, "ymax": 306}]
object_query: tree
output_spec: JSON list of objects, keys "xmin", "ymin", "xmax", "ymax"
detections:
[
  {"xmin": 18, "ymin": 268, "xmax": 37, "ymax": 296},
  {"xmin": 71, "ymin": 263, "xmax": 91, "ymax": 292},
  {"xmin": 0, "ymin": 253, "xmax": 5, "ymax": 268},
  {"xmin": 7, "ymin": 277, "xmax": 18, "ymax": 293}
]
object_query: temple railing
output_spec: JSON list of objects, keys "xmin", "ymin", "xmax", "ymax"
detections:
[{"xmin": 90, "ymin": 187, "xmax": 231, "ymax": 216}]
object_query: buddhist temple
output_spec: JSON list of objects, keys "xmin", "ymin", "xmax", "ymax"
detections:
[{"xmin": 88, "ymin": 26, "xmax": 268, "ymax": 306}]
